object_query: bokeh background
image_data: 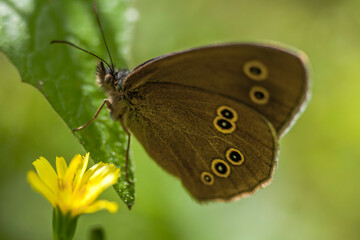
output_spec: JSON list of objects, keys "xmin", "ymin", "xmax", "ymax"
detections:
[{"xmin": 1, "ymin": 0, "xmax": 360, "ymax": 239}]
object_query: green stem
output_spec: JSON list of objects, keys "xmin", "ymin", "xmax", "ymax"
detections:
[{"xmin": 53, "ymin": 208, "xmax": 79, "ymax": 240}]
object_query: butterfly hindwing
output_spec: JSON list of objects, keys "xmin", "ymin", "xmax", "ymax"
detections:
[{"xmin": 124, "ymin": 83, "xmax": 278, "ymax": 201}]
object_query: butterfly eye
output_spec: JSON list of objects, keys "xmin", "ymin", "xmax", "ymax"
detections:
[
  {"xmin": 226, "ymin": 148, "xmax": 245, "ymax": 165},
  {"xmin": 211, "ymin": 159, "xmax": 230, "ymax": 177},
  {"xmin": 201, "ymin": 172, "xmax": 214, "ymax": 185},
  {"xmin": 249, "ymin": 86, "xmax": 270, "ymax": 105},
  {"xmin": 213, "ymin": 116, "xmax": 236, "ymax": 134},
  {"xmin": 217, "ymin": 106, "xmax": 238, "ymax": 121},
  {"xmin": 104, "ymin": 74, "xmax": 113, "ymax": 83},
  {"xmin": 243, "ymin": 60, "xmax": 268, "ymax": 81}
]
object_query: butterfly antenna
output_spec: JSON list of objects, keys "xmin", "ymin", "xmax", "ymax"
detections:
[
  {"xmin": 50, "ymin": 40, "xmax": 112, "ymax": 69},
  {"xmin": 93, "ymin": 3, "xmax": 115, "ymax": 70}
]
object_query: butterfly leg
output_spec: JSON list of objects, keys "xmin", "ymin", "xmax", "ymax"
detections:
[
  {"xmin": 72, "ymin": 99, "xmax": 112, "ymax": 132},
  {"xmin": 119, "ymin": 118, "xmax": 133, "ymax": 184}
]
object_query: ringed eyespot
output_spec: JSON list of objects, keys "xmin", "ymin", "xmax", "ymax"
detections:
[
  {"xmin": 211, "ymin": 159, "xmax": 230, "ymax": 178},
  {"xmin": 249, "ymin": 86, "xmax": 270, "ymax": 105},
  {"xmin": 243, "ymin": 60, "xmax": 268, "ymax": 81},
  {"xmin": 225, "ymin": 148, "xmax": 245, "ymax": 165},
  {"xmin": 201, "ymin": 172, "xmax": 214, "ymax": 185},
  {"xmin": 216, "ymin": 105, "xmax": 238, "ymax": 121},
  {"xmin": 213, "ymin": 116, "xmax": 236, "ymax": 134}
]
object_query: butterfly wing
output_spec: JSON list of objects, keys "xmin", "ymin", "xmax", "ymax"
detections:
[
  {"xmin": 124, "ymin": 83, "xmax": 278, "ymax": 201},
  {"xmin": 124, "ymin": 43, "xmax": 309, "ymax": 137}
]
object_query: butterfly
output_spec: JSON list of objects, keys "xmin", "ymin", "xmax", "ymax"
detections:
[{"xmin": 52, "ymin": 6, "xmax": 309, "ymax": 202}]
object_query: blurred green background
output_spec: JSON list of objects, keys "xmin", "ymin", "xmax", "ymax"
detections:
[{"xmin": 1, "ymin": 0, "xmax": 360, "ymax": 239}]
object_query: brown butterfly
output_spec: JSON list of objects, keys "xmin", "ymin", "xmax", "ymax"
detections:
[{"xmin": 52, "ymin": 6, "xmax": 309, "ymax": 202}]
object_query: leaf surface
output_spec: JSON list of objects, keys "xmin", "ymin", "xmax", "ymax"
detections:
[{"xmin": 0, "ymin": 0, "xmax": 135, "ymax": 208}]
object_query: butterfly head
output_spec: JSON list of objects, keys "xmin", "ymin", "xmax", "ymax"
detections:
[{"xmin": 96, "ymin": 61, "xmax": 130, "ymax": 93}]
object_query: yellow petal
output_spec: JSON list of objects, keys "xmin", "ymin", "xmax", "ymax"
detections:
[
  {"xmin": 32, "ymin": 157, "xmax": 58, "ymax": 192},
  {"xmin": 29, "ymin": 153, "xmax": 120, "ymax": 217},
  {"xmin": 56, "ymin": 157, "xmax": 67, "ymax": 181},
  {"xmin": 81, "ymin": 200, "xmax": 118, "ymax": 215},
  {"xmin": 88, "ymin": 162, "xmax": 106, "ymax": 176},
  {"xmin": 73, "ymin": 153, "xmax": 90, "ymax": 191},
  {"xmin": 27, "ymin": 171, "xmax": 57, "ymax": 207},
  {"xmin": 90, "ymin": 164, "xmax": 120, "ymax": 186},
  {"xmin": 81, "ymin": 165, "xmax": 120, "ymax": 205},
  {"xmin": 96, "ymin": 167, "xmax": 120, "ymax": 189},
  {"xmin": 76, "ymin": 162, "xmax": 109, "ymax": 193},
  {"xmin": 63, "ymin": 154, "xmax": 82, "ymax": 188}
]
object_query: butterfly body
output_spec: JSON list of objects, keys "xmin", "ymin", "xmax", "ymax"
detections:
[{"xmin": 95, "ymin": 43, "xmax": 309, "ymax": 201}]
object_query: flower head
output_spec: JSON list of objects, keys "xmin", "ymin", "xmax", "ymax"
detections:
[{"xmin": 27, "ymin": 153, "xmax": 120, "ymax": 216}]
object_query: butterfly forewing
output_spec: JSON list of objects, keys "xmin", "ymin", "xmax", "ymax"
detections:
[
  {"xmin": 124, "ymin": 43, "xmax": 309, "ymax": 136},
  {"xmin": 124, "ymin": 83, "xmax": 278, "ymax": 201}
]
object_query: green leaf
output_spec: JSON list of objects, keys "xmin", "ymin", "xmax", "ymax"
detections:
[{"xmin": 0, "ymin": 0, "xmax": 135, "ymax": 208}]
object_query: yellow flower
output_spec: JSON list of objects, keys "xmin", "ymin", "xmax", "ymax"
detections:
[{"xmin": 27, "ymin": 153, "xmax": 120, "ymax": 217}]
